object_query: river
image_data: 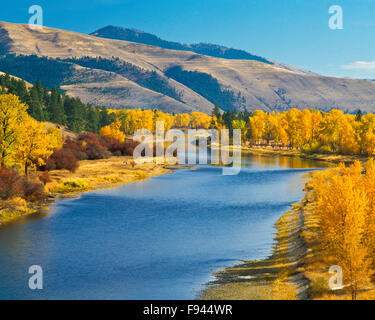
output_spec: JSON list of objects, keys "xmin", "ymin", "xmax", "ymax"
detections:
[{"xmin": 0, "ymin": 153, "xmax": 330, "ymax": 299}]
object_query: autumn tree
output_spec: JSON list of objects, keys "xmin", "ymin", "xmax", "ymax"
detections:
[
  {"xmin": 190, "ymin": 112, "xmax": 211, "ymax": 129},
  {"xmin": 100, "ymin": 121, "xmax": 125, "ymax": 142},
  {"xmin": 0, "ymin": 94, "xmax": 28, "ymax": 167},
  {"xmin": 249, "ymin": 110, "xmax": 266, "ymax": 144},
  {"xmin": 313, "ymin": 161, "xmax": 373, "ymax": 299},
  {"xmin": 15, "ymin": 116, "xmax": 63, "ymax": 175},
  {"xmin": 174, "ymin": 113, "xmax": 191, "ymax": 128}
]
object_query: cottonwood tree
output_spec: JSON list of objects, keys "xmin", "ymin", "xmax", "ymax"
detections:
[
  {"xmin": 15, "ymin": 116, "xmax": 63, "ymax": 175},
  {"xmin": 313, "ymin": 161, "xmax": 373, "ymax": 299},
  {"xmin": 0, "ymin": 94, "xmax": 28, "ymax": 167}
]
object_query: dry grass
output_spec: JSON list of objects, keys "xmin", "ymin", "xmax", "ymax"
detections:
[
  {"xmin": 3, "ymin": 21, "xmax": 375, "ymax": 114},
  {"xmin": 46, "ymin": 156, "xmax": 171, "ymax": 195},
  {"xmin": 0, "ymin": 197, "xmax": 37, "ymax": 223},
  {"xmin": 0, "ymin": 156, "xmax": 172, "ymax": 224}
]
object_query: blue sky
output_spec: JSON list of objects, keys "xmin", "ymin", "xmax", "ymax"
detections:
[{"xmin": 2, "ymin": 0, "xmax": 375, "ymax": 78}]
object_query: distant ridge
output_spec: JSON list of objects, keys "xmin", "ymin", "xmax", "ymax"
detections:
[{"xmin": 90, "ymin": 25, "xmax": 273, "ymax": 64}]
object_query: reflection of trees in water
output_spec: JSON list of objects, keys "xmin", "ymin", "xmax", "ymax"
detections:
[{"xmin": 243, "ymin": 153, "xmax": 331, "ymax": 170}]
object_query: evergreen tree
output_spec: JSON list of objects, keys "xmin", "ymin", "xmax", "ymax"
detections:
[
  {"xmin": 14, "ymin": 80, "xmax": 29, "ymax": 103},
  {"xmin": 86, "ymin": 106, "xmax": 101, "ymax": 133},
  {"xmin": 212, "ymin": 105, "xmax": 222, "ymax": 120},
  {"xmin": 64, "ymin": 96, "xmax": 86, "ymax": 132},
  {"xmin": 27, "ymin": 86, "xmax": 45, "ymax": 121},
  {"xmin": 356, "ymin": 109, "xmax": 363, "ymax": 122},
  {"xmin": 99, "ymin": 107, "xmax": 116, "ymax": 128},
  {"xmin": 48, "ymin": 87, "xmax": 66, "ymax": 125}
]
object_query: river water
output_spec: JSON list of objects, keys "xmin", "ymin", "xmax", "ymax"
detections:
[{"xmin": 0, "ymin": 153, "xmax": 330, "ymax": 299}]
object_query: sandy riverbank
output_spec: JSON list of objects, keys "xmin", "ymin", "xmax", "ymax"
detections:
[{"xmin": 200, "ymin": 199, "xmax": 306, "ymax": 300}]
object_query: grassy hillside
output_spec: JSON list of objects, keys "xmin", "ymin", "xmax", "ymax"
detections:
[{"xmin": 2, "ymin": 21, "xmax": 375, "ymax": 113}]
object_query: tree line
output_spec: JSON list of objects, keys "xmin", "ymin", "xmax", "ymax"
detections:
[
  {"xmin": 104, "ymin": 106, "xmax": 375, "ymax": 158},
  {"xmin": 214, "ymin": 107, "xmax": 375, "ymax": 156}
]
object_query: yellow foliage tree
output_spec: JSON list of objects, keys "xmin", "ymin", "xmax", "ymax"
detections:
[
  {"xmin": 313, "ymin": 161, "xmax": 373, "ymax": 299},
  {"xmin": 100, "ymin": 121, "xmax": 125, "ymax": 142},
  {"xmin": 174, "ymin": 113, "xmax": 191, "ymax": 128},
  {"xmin": 249, "ymin": 110, "xmax": 266, "ymax": 144},
  {"xmin": 0, "ymin": 94, "xmax": 28, "ymax": 166},
  {"xmin": 15, "ymin": 116, "xmax": 63, "ymax": 175},
  {"xmin": 190, "ymin": 112, "xmax": 211, "ymax": 129}
]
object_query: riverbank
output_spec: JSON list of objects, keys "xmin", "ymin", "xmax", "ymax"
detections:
[
  {"xmin": 241, "ymin": 146, "xmax": 367, "ymax": 164},
  {"xmin": 201, "ymin": 167, "xmax": 375, "ymax": 300},
  {"xmin": 0, "ymin": 156, "xmax": 182, "ymax": 225},
  {"xmin": 201, "ymin": 171, "xmax": 317, "ymax": 300},
  {"xmin": 200, "ymin": 199, "xmax": 306, "ymax": 300}
]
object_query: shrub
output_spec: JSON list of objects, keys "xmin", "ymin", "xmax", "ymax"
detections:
[
  {"xmin": 39, "ymin": 171, "xmax": 51, "ymax": 185},
  {"xmin": 44, "ymin": 134, "xmax": 140, "ymax": 173},
  {"xmin": 100, "ymin": 136, "xmax": 140, "ymax": 156},
  {"xmin": 55, "ymin": 179, "xmax": 88, "ymax": 193},
  {"xmin": 63, "ymin": 138, "xmax": 88, "ymax": 160},
  {"xmin": 122, "ymin": 141, "xmax": 140, "ymax": 156},
  {"xmin": 21, "ymin": 178, "xmax": 45, "ymax": 201},
  {"xmin": 0, "ymin": 167, "xmax": 22, "ymax": 200},
  {"xmin": 78, "ymin": 132, "xmax": 111, "ymax": 160},
  {"xmin": 46, "ymin": 149, "xmax": 79, "ymax": 172},
  {"xmin": 301, "ymin": 141, "xmax": 321, "ymax": 154},
  {"xmin": 310, "ymin": 278, "xmax": 329, "ymax": 298},
  {"xmin": 318, "ymin": 145, "xmax": 333, "ymax": 154},
  {"xmin": 0, "ymin": 167, "xmax": 45, "ymax": 202},
  {"xmin": 8, "ymin": 197, "xmax": 28, "ymax": 210}
]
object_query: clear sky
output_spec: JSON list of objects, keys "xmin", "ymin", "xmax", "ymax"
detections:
[{"xmin": 2, "ymin": 0, "xmax": 375, "ymax": 79}]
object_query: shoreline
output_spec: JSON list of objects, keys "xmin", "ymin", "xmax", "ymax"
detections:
[
  {"xmin": 200, "ymin": 175, "xmax": 315, "ymax": 300},
  {"xmin": 200, "ymin": 165, "xmax": 375, "ymax": 300},
  {"xmin": 0, "ymin": 156, "xmax": 191, "ymax": 226},
  {"xmin": 240, "ymin": 146, "xmax": 367, "ymax": 164}
]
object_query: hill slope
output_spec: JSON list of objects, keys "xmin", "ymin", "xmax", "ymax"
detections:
[{"xmin": 1, "ymin": 21, "xmax": 375, "ymax": 113}]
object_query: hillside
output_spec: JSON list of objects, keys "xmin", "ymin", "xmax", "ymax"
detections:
[{"xmin": 1, "ymin": 21, "xmax": 375, "ymax": 113}]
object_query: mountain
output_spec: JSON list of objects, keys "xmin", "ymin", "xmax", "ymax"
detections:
[
  {"xmin": 90, "ymin": 25, "xmax": 272, "ymax": 64},
  {"xmin": 1, "ymin": 21, "xmax": 375, "ymax": 114}
]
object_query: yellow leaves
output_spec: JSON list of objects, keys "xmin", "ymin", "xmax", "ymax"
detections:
[
  {"xmin": 120, "ymin": 109, "xmax": 154, "ymax": 134},
  {"xmin": 190, "ymin": 112, "xmax": 211, "ymax": 129},
  {"xmin": 0, "ymin": 94, "xmax": 62, "ymax": 174},
  {"xmin": 47, "ymin": 127, "xmax": 63, "ymax": 151},
  {"xmin": 0, "ymin": 94, "xmax": 28, "ymax": 166},
  {"xmin": 245, "ymin": 108, "xmax": 373, "ymax": 155},
  {"xmin": 15, "ymin": 116, "xmax": 63, "ymax": 175},
  {"xmin": 174, "ymin": 113, "xmax": 191, "ymax": 128},
  {"xmin": 312, "ymin": 160, "xmax": 375, "ymax": 298},
  {"xmin": 112, "ymin": 109, "xmax": 213, "ymax": 135},
  {"xmin": 100, "ymin": 121, "xmax": 125, "ymax": 142},
  {"xmin": 94, "ymin": 106, "xmax": 375, "ymax": 159},
  {"xmin": 339, "ymin": 118, "xmax": 360, "ymax": 154},
  {"xmin": 153, "ymin": 110, "xmax": 174, "ymax": 131},
  {"xmin": 250, "ymin": 110, "xmax": 267, "ymax": 142}
]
